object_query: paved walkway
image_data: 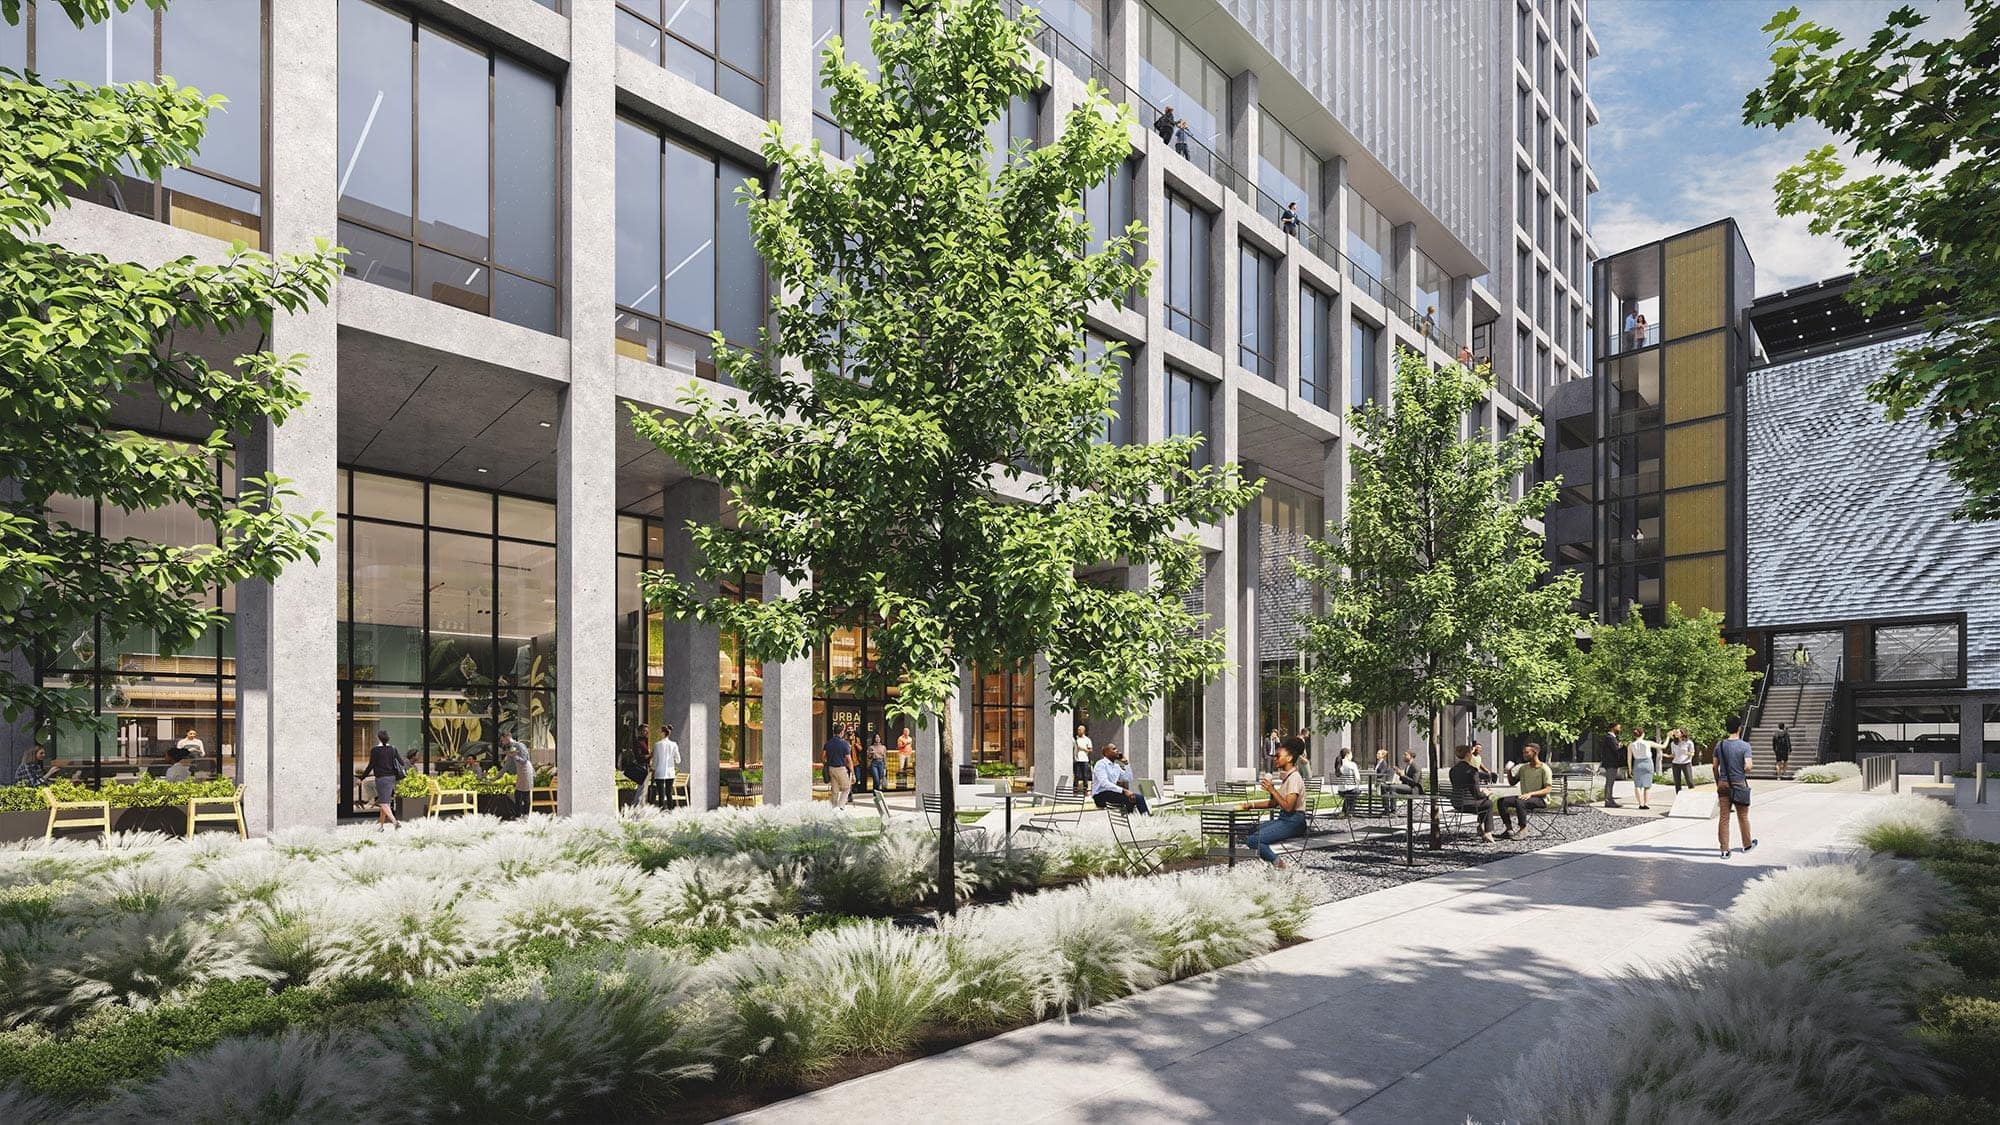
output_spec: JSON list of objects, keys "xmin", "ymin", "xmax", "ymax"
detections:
[{"xmin": 727, "ymin": 784, "xmax": 1879, "ymax": 1125}]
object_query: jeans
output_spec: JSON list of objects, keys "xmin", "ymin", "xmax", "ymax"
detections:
[
  {"xmin": 1073, "ymin": 761, "xmax": 1091, "ymax": 785},
  {"xmin": 1497, "ymin": 794, "xmax": 1545, "ymax": 831},
  {"xmin": 1246, "ymin": 811, "xmax": 1307, "ymax": 863},
  {"xmin": 869, "ymin": 758, "xmax": 887, "ymax": 792},
  {"xmin": 1671, "ymin": 762, "xmax": 1695, "ymax": 791},
  {"xmin": 1092, "ymin": 790, "xmax": 1149, "ymax": 815}
]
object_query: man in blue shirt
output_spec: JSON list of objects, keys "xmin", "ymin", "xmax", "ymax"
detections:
[
  {"xmin": 1090, "ymin": 744, "xmax": 1149, "ymax": 814},
  {"xmin": 1714, "ymin": 715, "xmax": 1757, "ymax": 858},
  {"xmin": 822, "ymin": 728, "xmax": 855, "ymax": 808}
]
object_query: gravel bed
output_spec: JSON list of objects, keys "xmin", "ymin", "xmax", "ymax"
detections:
[{"xmin": 1264, "ymin": 804, "xmax": 1640, "ymax": 905}]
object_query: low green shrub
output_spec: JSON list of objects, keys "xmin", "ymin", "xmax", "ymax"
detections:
[
  {"xmin": 1921, "ymin": 993, "xmax": 2000, "ymax": 1102},
  {"xmin": 0, "ymin": 778, "xmax": 238, "ymax": 811},
  {"xmin": 1885, "ymin": 1093, "xmax": 2000, "ymax": 1125}
]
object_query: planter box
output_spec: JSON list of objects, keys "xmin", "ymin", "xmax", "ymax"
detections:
[
  {"xmin": 113, "ymin": 806, "xmax": 184, "ymax": 835},
  {"xmin": 0, "ymin": 810, "xmax": 46, "ymax": 842},
  {"xmin": 395, "ymin": 796, "xmax": 429, "ymax": 819}
]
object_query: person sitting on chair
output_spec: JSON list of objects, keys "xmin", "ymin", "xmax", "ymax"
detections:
[
  {"xmin": 1091, "ymin": 744, "xmax": 1149, "ymax": 814},
  {"xmin": 1449, "ymin": 744, "xmax": 1498, "ymax": 843},
  {"xmin": 1238, "ymin": 738, "xmax": 1308, "ymax": 867},
  {"xmin": 1497, "ymin": 743, "xmax": 1553, "ymax": 839}
]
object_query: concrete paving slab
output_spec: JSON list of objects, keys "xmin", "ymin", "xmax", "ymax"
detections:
[{"xmin": 724, "ymin": 785, "xmax": 1884, "ymax": 1125}]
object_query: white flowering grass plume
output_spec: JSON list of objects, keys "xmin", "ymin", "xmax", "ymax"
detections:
[
  {"xmin": 31, "ymin": 908, "xmax": 267, "ymax": 1023},
  {"xmin": 646, "ymin": 855, "xmax": 782, "ymax": 930},
  {"xmin": 700, "ymin": 938, "xmax": 843, "ymax": 1083},
  {"xmin": 0, "ymin": 1081, "xmax": 70, "ymax": 1124},
  {"xmin": 470, "ymin": 865, "xmax": 650, "ymax": 953},
  {"xmin": 318, "ymin": 875, "xmax": 479, "ymax": 984},
  {"xmin": 62, "ymin": 856, "xmax": 220, "ymax": 921},
  {"xmin": 206, "ymin": 848, "xmax": 299, "ymax": 909},
  {"xmin": 391, "ymin": 945, "xmax": 712, "ymax": 1121},
  {"xmin": 802, "ymin": 920, "xmax": 962, "ymax": 1056},
  {"xmin": 1843, "ymin": 792, "xmax": 1961, "ymax": 856},
  {"xmin": 1132, "ymin": 873, "xmax": 1281, "ymax": 980},
  {"xmin": 1794, "ymin": 761, "xmax": 1860, "ymax": 784},
  {"xmin": 95, "ymin": 1031, "xmax": 407, "ymax": 1125},
  {"xmin": 233, "ymin": 884, "xmax": 347, "ymax": 986}
]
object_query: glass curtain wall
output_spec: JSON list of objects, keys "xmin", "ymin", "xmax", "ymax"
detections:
[
  {"xmin": 613, "ymin": 0, "xmax": 765, "ymax": 114},
  {"xmin": 1086, "ymin": 332, "xmax": 1135, "ymax": 446},
  {"xmin": 36, "ymin": 469, "xmax": 237, "ymax": 784},
  {"xmin": 1299, "ymin": 284, "xmax": 1333, "ymax": 410},
  {"xmin": 1083, "ymin": 157, "xmax": 1140, "ymax": 309},
  {"xmin": 1256, "ymin": 481, "xmax": 1321, "ymax": 748},
  {"xmin": 1258, "ymin": 114, "xmax": 1318, "ymax": 222},
  {"xmin": 1165, "ymin": 367, "xmax": 1212, "ymax": 470},
  {"xmin": 614, "ymin": 515, "xmax": 666, "ymax": 747},
  {"xmin": 612, "ymin": 117, "xmax": 765, "ymax": 382},
  {"xmin": 1164, "ymin": 582, "xmax": 1205, "ymax": 774},
  {"xmin": 810, "ymin": 0, "xmax": 891, "ymax": 160},
  {"xmin": 717, "ymin": 575, "xmax": 766, "ymax": 768},
  {"xmin": 2, "ymin": 0, "xmax": 266, "ymax": 246},
  {"xmin": 1349, "ymin": 316, "xmax": 1381, "ymax": 411},
  {"xmin": 1344, "ymin": 188, "xmax": 1394, "ymax": 300},
  {"xmin": 338, "ymin": 470, "xmax": 557, "ymax": 814},
  {"xmin": 336, "ymin": 0, "xmax": 561, "ymax": 332},
  {"xmin": 1136, "ymin": 2, "xmax": 1226, "ymax": 166}
]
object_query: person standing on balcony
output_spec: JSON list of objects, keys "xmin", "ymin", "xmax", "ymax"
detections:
[
  {"xmin": 1634, "ymin": 311, "xmax": 1649, "ymax": 346},
  {"xmin": 1457, "ymin": 344, "xmax": 1475, "ymax": 368},
  {"xmin": 1281, "ymin": 201, "xmax": 1300, "ymax": 237},
  {"xmin": 1153, "ymin": 104, "xmax": 1176, "ymax": 144},
  {"xmin": 1623, "ymin": 308, "xmax": 1637, "ymax": 350},
  {"xmin": 1420, "ymin": 305, "xmax": 1438, "ymax": 339},
  {"xmin": 1173, "ymin": 118, "xmax": 1192, "ymax": 157}
]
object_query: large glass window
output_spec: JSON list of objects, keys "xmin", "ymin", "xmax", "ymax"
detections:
[
  {"xmin": 35, "ymin": 465, "xmax": 237, "ymax": 786},
  {"xmin": 1345, "ymin": 188, "xmax": 1392, "ymax": 297},
  {"xmin": 1165, "ymin": 191, "xmax": 1212, "ymax": 347},
  {"xmin": 1164, "ymin": 680, "xmax": 1203, "ymax": 774},
  {"xmin": 339, "ymin": 471, "xmax": 557, "ymax": 815},
  {"xmin": 1349, "ymin": 316, "xmax": 1380, "ymax": 410},
  {"xmin": 1299, "ymin": 284, "xmax": 1333, "ymax": 410},
  {"xmin": 1238, "ymin": 242, "xmax": 1277, "ymax": 379},
  {"xmin": 1137, "ymin": 2, "xmax": 1226, "ymax": 166},
  {"xmin": 337, "ymin": 0, "xmax": 560, "ymax": 332},
  {"xmin": 985, "ymin": 91, "xmax": 1042, "ymax": 176},
  {"xmin": 972, "ymin": 665, "xmax": 1033, "ymax": 769},
  {"xmin": 613, "ymin": 118, "xmax": 765, "ymax": 381},
  {"xmin": 718, "ymin": 576, "xmax": 765, "ymax": 768},
  {"xmin": 811, "ymin": 0, "xmax": 888, "ymax": 161},
  {"xmin": 1414, "ymin": 251, "xmax": 1447, "ymax": 339},
  {"xmin": 1165, "ymin": 367, "xmax": 1212, "ymax": 469},
  {"xmin": 1870, "ymin": 621, "xmax": 1962, "ymax": 683},
  {"xmin": 1258, "ymin": 113, "xmax": 1317, "ymax": 220},
  {"xmin": 1855, "ymin": 704, "xmax": 1959, "ymax": 755},
  {"xmin": 614, "ymin": 0, "xmax": 764, "ymax": 114},
  {"xmin": 1083, "ymin": 156, "xmax": 1139, "ymax": 308},
  {"xmin": 5, "ymin": 0, "xmax": 266, "ymax": 246}
]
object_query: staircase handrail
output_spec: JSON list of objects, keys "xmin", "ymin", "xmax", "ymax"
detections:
[
  {"xmin": 1744, "ymin": 665, "xmax": 1770, "ymax": 737},
  {"xmin": 1815, "ymin": 655, "xmax": 1843, "ymax": 762}
]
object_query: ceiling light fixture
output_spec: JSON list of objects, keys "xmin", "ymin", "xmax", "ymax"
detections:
[
  {"xmin": 475, "ymin": 467, "xmax": 489, "ymax": 474},
  {"xmin": 539, "ymin": 421, "xmax": 552, "ymax": 428}
]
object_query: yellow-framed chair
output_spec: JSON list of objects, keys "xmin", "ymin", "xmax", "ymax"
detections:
[
  {"xmin": 529, "ymin": 779, "xmax": 558, "ymax": 815},
  {"xmin": 43, "ymin": 786, "xmax": 110, "ymax": 840},
  {"xmin": 186, "ymin": 789, "xmax": 247, "ymax": 839},
  {"xmin": 424, "ymin": 775, "xmax": 477, "ymax": 817},
  {"xmin": 672, "ymin": 773, "xmax": 689, "ymax": 806}
]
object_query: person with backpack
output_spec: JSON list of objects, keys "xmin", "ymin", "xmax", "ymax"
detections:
[
  {"xmin": 365, "ymin": 730, "xmax": 409, "ymax": 828},
  {"xmin": 1771, "ymin": 722, "xmax": 1793, "ymax": 780}
]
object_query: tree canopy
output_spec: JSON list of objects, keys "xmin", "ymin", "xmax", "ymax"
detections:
[
  {"xmin": 1297, "ymin": 348, "xmax": 1581, "ymax": 832},
  {"xmin": 1745, "ymin": 0, "xmax": 2000, "ymax": 520},
  {"xmin": 1566, "ymin": 604, "xmax": 1758, "ymax": 748},
  {"xmin": 0, "ymin": 0, "xmax": 341, "ymax": 737}
]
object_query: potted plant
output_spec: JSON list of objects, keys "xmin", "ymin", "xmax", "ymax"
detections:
[{"xmin": 0, "ymin": 785, "xmax": 45, "ymax": 841}]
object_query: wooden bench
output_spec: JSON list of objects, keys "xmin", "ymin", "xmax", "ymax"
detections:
[
  {"xmin": 185, "ymin": 790, "xmax": 246, "ymax": 838},
  {"xmin": 43, "ymin": 786, "xmax": 110, "ymax": 840},
  {"xmin": 424, "ymin": 775, "xmax": 477, "ymax": 818}
]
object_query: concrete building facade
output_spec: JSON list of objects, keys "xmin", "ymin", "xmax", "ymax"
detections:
[{"xmin": 8, "ymin": 0, "xmax": 1598, "ymax": 828}]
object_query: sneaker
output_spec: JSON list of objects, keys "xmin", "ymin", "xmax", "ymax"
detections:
[
  {"xmin": 1720, "ymin": 849, "xmax": 1732, "ymax": 859},
  {"xmin": 1743, "ymin": 838, "xmax": 1758, "ymax": 853},
  {"xmin": 1499, "ymin": 831, "xmax": 1516, "ymax": 841},
  {"xmin": 1479, "ymin": 833, "xmax": 1496, "ymax": 843},
  {"xmin": 1514, "ymin": 826, "xmax": 1535, "ymax": 839}
]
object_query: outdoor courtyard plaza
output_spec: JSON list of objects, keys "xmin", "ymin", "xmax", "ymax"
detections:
[{"xmin": 741, "ymin": 781, "xmax": 1895, "ymax": 1124}]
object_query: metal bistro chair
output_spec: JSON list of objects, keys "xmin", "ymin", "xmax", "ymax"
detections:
[
  {"xmin": 1198, "ymin": 806, "xmax": 1264, "ymax": 865},
  {"xmin": 1136, "ymin": 777, "xmax": 1183, "ymax": 813},
  {"xmin": 1105, "ymin": 806, "xmax": 1169, "ymax": 873},
  {"xmin": 920, "ymin": 791, "xmax": 992, "ymax": 853}
]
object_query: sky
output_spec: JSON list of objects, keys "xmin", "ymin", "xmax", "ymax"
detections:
[{"xmin": 1587, "ymin": 0, "xmax": 1962, "ymax": 294}]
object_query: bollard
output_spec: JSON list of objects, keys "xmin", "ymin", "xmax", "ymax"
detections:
[
  {"xmin": 1979, "ymin": 763, "xmax": 1988, "ymax": 806},
  {"xmin": 1892, "ymin": 768, "xmax": 1900, "ymax": 794},
  {"xmin": 1935, "ymin": 761, "xmax": 1945, "ymax": 784}
]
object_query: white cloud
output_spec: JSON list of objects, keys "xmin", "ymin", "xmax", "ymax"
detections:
[{"xmin": 1592, "ymin": 133, "xmax": 1860, "ymax": 293}]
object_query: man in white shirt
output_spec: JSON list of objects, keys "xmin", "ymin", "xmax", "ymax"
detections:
[
  {"xmin": 652, "ymin": 725, "xmax": 680, "ymax": 808},
  {"xmin": 1089, "ymin": 744, "xmax": 1148, "ymax": 814}
]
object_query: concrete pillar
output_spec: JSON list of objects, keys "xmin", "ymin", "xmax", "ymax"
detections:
[
  {"xmin": 555, "ymin": 0, "xmax": 619, "ymax": 817},
  {"xmin": 1106, "ymin": 0, "xmax": 1138, "ymax": 96},
  {"xmin": 916, "ymin": 668, "xmax": 970, "ymax": 796},
  {"xmin": 1227, "ymin": 68, "xmax": 1256, "ymax": 195},
  {"xmin": 1031, "ymin": 654, "xmax": 1072, "ymax": 796},
  {"xmin": 1390, "ymin": 220, "xmax": 1418, "ymax": 317},
  {"xmin": 1238, "ymin": 461, "xmax": 1263, "ymax": 773},
  {"xmin": 662, "ymin": 479, "xmax": 721, "ymax": 810},
  {"xmin": 1203, "ymin": 383, "xmax": 1244, "ymax": 790},
  {"xmin": 759, "ymin": 569, "xmax": 814, "ymax": 805},
  {"xmin": 236, "ymin": 0, "xmax": 341, "ymax": 834},
  {"xmin": 1962, "ymin": 694, "xmax": 1994, "ymax": 771},
  {"xmin": 770, "ymin": 0, "xmax": 815, "ymax": 140}
]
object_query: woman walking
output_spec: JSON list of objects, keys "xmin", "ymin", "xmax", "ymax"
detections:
[
  {"xmin": 1628, "ymin": 726, "xmax": 1658, "ymax": 810},
  {"xmin": 365, "ymin": 731, "xmax": 408, "ymax": 828}
]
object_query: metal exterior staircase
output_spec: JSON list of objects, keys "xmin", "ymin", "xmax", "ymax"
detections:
[{"xmin": 1746, "ymin": 683, "xmax": 1835, "ymax": 778}]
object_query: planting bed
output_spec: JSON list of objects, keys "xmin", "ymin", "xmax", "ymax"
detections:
[{"xmin": 0, "ymin": 804, "xmax": 1310, "ymax": 1123}]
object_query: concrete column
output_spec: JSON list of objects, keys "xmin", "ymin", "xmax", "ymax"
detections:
[
  {"xmin": 1203, "ymin": 387, "xmax": 1244, "ymax": 790},
  {"xmin": 1962, "ymin": 695, "xmax": 1993, "ymax": 771},
  {"xmin": 662, "ymin": 479, "xmax": 722, "ymax": 810},
  {"xmin": 1238, "ymin": 460, "xmax": 1263, "ymax": 772},
  {"xmin": 236, "ymin": 0, "xmax": 341, "ymax": 834},
  {"xmin": 1390, "ymin": 221, "xmax": 1418, "ymax": 315},
  {"xmin": 555, "ymin": 0, "xmax": 619, "ymax": 817},
  {"xmin": 1227, "ymin": 68, "xmax": 1256, "ymax": 195},
  {"xmin": 1106, "ymin": 0, "xmax": 1139, "ymax": 93},
  {"xmin": 1326, "ymin": 156, "xmax": 1355, "ymax": 414},
  {"xmin": 1031, "ymin": 654, "xmax": 1072, "ymax": 796},
  {"xmin": 770, "ymin": 0, "xmax": 815, "ymax": 142},
  {"xmin": 916, "ymin": 668, "xmax": 970, "ymax": 796},
  {"xmin": 759, "ymin": 569, "xmax": 814, "ymax": 805}
]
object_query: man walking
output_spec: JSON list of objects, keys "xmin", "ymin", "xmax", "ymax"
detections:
[
  {"xmin": 1771, "ymin": 722, "xmax": 1793, "ymax": 781},
  {"xmin": 1715, "ymin": 715, "xmax": 1757, "ymax": 858},
  {"xmin": 1598, "ymin": 722, "xmax": 1625, "ymax": 808},
  {"xmin": 652, "ymin": 724, "xmax": 680, "ymax": 808},
  {"xmin": 823, "ymin": 726, "xmax": 854, "ymax": 808}
]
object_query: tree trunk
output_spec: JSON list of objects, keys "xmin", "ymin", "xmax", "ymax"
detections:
[
  {"xmin": 936, "ymin": 705, "xmax": 957, "ymax": 916},
  {"xmin": 1427, "ymin": 705, "xmax": 1443, "ymax": 850}
]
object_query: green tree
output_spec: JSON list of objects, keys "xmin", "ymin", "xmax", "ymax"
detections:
[
  {"xmin": 1745, "ymin": 1, "xmax": 2000, "ymax": 520},
  {"xmin": 631, "ymin": 0, "xmax": 1257, "ymax": 910},
  {"xmin": 1566, "ymin": 603, "xmax": 1759, "ymax": 749},
  {"xmin": 0, "ymin": 0, "xmax": 340, "ymax": 738},
  {"xmin": 1296, "ymin": 348, "xmax": 1581, "ymax": 845}
]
